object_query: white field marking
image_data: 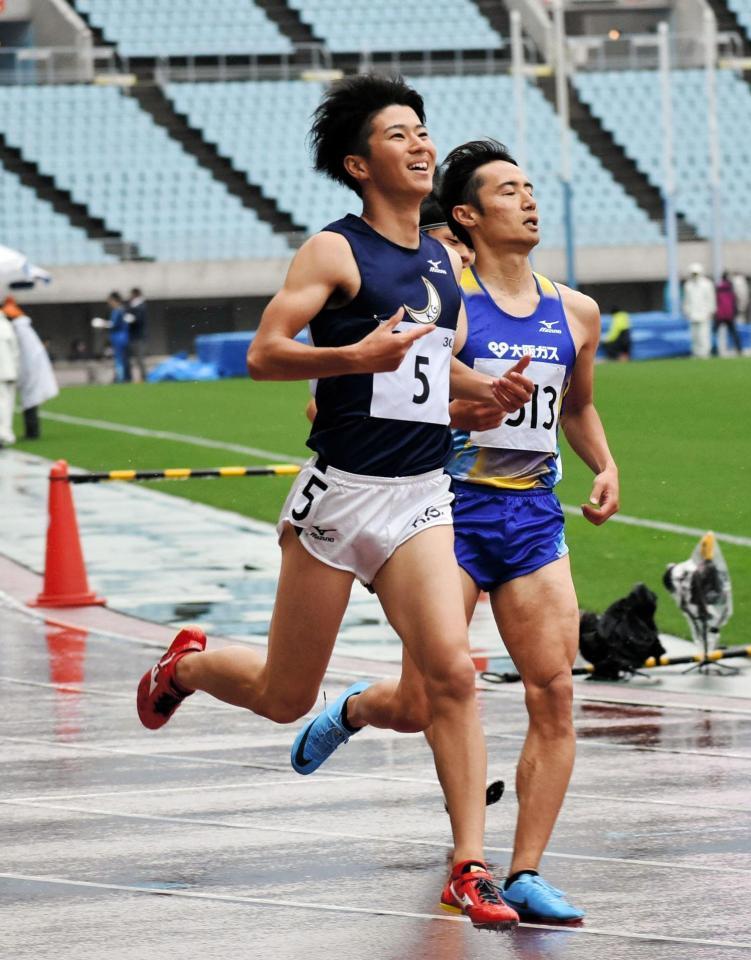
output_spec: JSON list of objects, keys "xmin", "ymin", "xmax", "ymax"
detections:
[
  {"xmin": 0, "ymin": 592, "xmax": 398, "ymax": 680},
  {"xmin": 561, "ymin": 503, "xmax": 751, "ymax": 549},
  {"xmin": 0, "ymin": 734, "xmax": 440, "ymax": 788},
  {"xmin": 5, "ymin": 797, "xmax": 751, "ymax": 879},
  {"xmin": 565, "ymin": 791, "xmax": 751, "ymax": 817},
  {"xmin": 40, "ymin": 411, "xmax": 751, "ymax": 549},
  {"xmin": 487, "ymin": 730, "xmax": 751, "ymax": 763},
  {"xmin": 0, "ymin": 676, "xmax": 133, "ymax": 699},
  {"xmin": 41, "ymin": 412, "xmax": 308, "ymax": 465},
  {"xmin": 4, "ymin": 589, "xmax": 750, "ymax": 719},
  {"xmin": 5, "ymin": 771, "xmax": 749, "ymax": 819},
  {"xmin": 480, "ymin": 682, "xmax": 751, "ymax": 718},
  {"xmin": 3, "ymin": 872, "xmax": 751, "ymax": 949}
]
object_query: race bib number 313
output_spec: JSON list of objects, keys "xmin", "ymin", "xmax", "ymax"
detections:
[{"xmin": 470, "ymin": 358, "xmax": 566, "ymax": 453}]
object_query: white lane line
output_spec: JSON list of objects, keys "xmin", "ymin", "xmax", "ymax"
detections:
[
  {"xmin": 2, "ymin": 586, "xmax": 747, "ymax": 717},
  {"xmin": 5, "ymin": 797, "xmax": 751, "ymax": 878},
  {"xmin": 0, "ymin": 733, "xmax": 439, "ymax": 788},
  {"xmin": 561, "ymin": 503, "xmax": 751, "ymax": 549},
  {"xmin": 0, "ymin": 676, "xmax": 132, "ymax": 699},
  {"xmin": 482, "ymin": 682, "xmax": 751, "ymax": 718},
  {"xmin": 488, "ymin": 730, "xmax": 751, "ymax": 763},
  {"xmin": 566, "ymin": 791, "xmax": 751, "ymax": 817},
  {"xmin": 39, "ymin": 412, "xmax": 751, "ymax": 548},
  {"xmin": 41, "ymin": 412, "xmax": 307, "ymax": 465},
  {"xmin": 1, "ymin": 872, "xmax": 749, "ymax": 949},
  {"xmin": 7, "ymin": 774, "xmax": 750, "ymax": 818}
]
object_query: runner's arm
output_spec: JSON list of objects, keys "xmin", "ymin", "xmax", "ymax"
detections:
[
  {"xmin": 248, "ymin": 233, "xmax": 433, "ymax": 381},
  {"xmin": 559, "ymin": 292, "xmax": 619, "ymax": 525}
]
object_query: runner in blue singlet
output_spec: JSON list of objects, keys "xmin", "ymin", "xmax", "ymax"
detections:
[
  {"xmin": 136, "ymin": 79, "xmax": 534, "ymax": 929},
  {"xmin": 436, "ymin": 139, "xmax": 620, "ymax": 924}
]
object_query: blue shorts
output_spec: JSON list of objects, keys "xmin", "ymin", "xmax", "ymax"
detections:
[{"xmin": 451, "ymin": 479, "xmax": 568, "ymax": 591}]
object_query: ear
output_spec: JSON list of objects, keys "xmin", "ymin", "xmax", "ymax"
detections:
[
  {"xmin": 343, "ymin": 154, "xmax": 369, "ymax": 186},
  {"xmin": 452, "ymin": 203, "xmax": 477, "ymax": 231}
]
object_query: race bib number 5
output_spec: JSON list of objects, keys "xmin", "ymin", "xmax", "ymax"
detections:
[
  {"xmin": 369, "ymin": 324, "xmax": 453, "ymax": 425},
  {"xmin": 470, "ymin": 358, "xmax": 566, "ymax": 453}
]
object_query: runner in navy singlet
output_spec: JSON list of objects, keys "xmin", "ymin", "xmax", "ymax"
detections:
[
  {"xmin": 433, "ymin": 140, "xmax": 619, "ymax": 923},
  {"xmin": 137, "ymin": 78, "xmax": 534, "ymax": 929}
]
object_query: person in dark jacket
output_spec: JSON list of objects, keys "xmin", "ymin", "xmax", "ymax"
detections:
[
  {"xmin": 126, "ymin": 287, "xmax": 148, "ymax": 381},
  {"xmin": 713, "ymin": 272, "xmax": 742, "ymax": 356}
]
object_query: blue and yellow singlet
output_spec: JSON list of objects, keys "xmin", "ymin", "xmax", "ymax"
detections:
[{"xmin": 446, "ymin": 266, "xmax": 577, "ymax": 490}]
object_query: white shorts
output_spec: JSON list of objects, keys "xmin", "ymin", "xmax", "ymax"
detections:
[{"xmin": 277, "ymin": 459, "xmax": 454, "ymax": 586}]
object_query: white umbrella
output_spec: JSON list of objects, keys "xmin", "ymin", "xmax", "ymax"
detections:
[{"xmin": 0, "ymin": 245, "xmax": 52, "ymax": 292}]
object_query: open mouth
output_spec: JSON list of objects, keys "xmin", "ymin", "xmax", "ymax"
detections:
[
  {"xmin": 523, "ymin": 217, "xmax": 539, "ymax": 229},
  {"xmin": 408, "ymin": 161, "xmax": 430, "ymax": 173}
]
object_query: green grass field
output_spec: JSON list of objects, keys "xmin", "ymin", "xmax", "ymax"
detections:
[{"xmin": 14, "ymin": 357, "xmax": 751, "ymax": 645}]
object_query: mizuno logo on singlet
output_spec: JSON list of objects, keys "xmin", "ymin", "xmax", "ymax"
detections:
[
  {"xmin": 428, "ymin": 259, "xmax": 447, "ymax": 275},
  {"xmin": 539, "ymin": 318, "xmax": 562, "ymax": 335},
  {"xmin": 404, "ymin": 276, "xmax": 442, "ymax": 325}
]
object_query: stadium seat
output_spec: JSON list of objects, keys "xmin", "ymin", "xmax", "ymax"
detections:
[
  {"xmin": 167, "ymin": 75, "xmax": 662, "ymax": 248},
  {"xmin": 574, "ymin": 68, "xmax": 751, "ymax": 240},
  {"xmin": 0, "ymin": 85, "xmax": 292, "ymax": 262},
  {"xmin": 286, "ymin": 0, "xmax": 503, "ymax": 51},
  {"xmin": 71, "ymin": 0, "xmax": 293, "ymax": 57},
  {"xmin": 0, "ymin": 164, "xmax": 114, "ymax": 265}
]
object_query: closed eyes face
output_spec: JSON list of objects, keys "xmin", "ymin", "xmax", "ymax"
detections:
[{"xmin": 467, "ymin": 160, "xmax": 540, "ymax": 246}]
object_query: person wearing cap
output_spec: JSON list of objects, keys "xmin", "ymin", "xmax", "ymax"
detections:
[
  {"xmin": 682, "ymin": 263, "xmax": 716, "ymax": 359},
  {"xmin": 3, "ymin": 297, "xmax": 59, "ymax": 439}
]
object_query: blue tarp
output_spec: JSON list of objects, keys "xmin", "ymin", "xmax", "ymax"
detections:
[
  {"xmin": 195, "ymin": 330, "xmax": 309, "ymax": 378},
  {"xmin": 600, "ymin": 312, "xmax": 751, "ymax": 360},
  {"xmin": 146, "ymin": 352, "xmax": 219, "ymax": 382}
]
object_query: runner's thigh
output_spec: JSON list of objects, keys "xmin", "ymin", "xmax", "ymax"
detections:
[
  {"xmin": 374, "ymin": 525, "xmax": 470, "ymax": 679},
  {"xmin": 491, "ymin": 555, "xmax": 579, "ymax": 686},
  {"xmin": 262, "ymin": 525, "xmax": 355, "ymax": 704}
]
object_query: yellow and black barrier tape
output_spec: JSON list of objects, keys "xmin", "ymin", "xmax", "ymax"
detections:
[
  {"xmin": 63, "ymin": 464, "xmax": 303, "ymax": 484},
  {"xmin": 481, "ymin": 645, "xmax": 751, "ymax": 684}
]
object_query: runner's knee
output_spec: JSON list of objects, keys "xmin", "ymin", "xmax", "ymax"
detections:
[
  {"xmin": 525, "ymin": 670, "xmax": 573, "ymax": 733},
  {"xmin": 424, "ymin": 651, "xmax": 477, "ymax": 705},
  {"xmin": 256, "ymin": 690, "xmax": 318, "ymax": 725}
]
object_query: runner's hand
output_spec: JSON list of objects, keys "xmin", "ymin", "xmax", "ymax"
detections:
[
  {"xmin": 354, "ymin": 307, "xmax": 435, "ymax": 372},
  {"xmin": 449, "ymin": 400, "xmax": 505, "ymax": 432},
  {"xmin": 581, "ymin": 468, "xmax": 619, "ymax": 525},
  {"xmin": 491, "ymin": 355, "xmax": 534, "ymax": 413}
]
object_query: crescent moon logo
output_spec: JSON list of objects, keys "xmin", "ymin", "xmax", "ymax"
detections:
[{"xmin": 404, "ymin": 276, "xmax": 442, "ymax": 325}]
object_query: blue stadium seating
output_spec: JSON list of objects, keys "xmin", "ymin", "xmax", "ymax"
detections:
[
  {"xmin": 0, "ymin": 85, "xmax": 291, "ymax": 262},
  {"xmin": 727, "ymin": 0, "xmax": 751, "ymax": 39},
  {"xmin": 574, "ymin": 68, "xmax": 751, "ymax": 240},
  {"xmin": 72, "ymin": 0, "xmax": 293, "ymax": 57},
  {"xmin": 168, "ymin": 75, "xmax": 662, "ymax": 248},
  {"xmin": 0, "ymin": 164, "xmax": 114, "ymax": 265},
  {"xmin": 286, "ymin": 0, "xmax": 502, "ymax": 51}
]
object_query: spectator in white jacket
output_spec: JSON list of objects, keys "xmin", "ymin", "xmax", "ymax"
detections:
[
  {"xmin": 682, "ymin": 262, "xmax": 716, "ymax": 359},
  {"xmin": 0, "ymin": 303, "xmax": 19, "ymax": 446},
  {"xmin": 3, "ymin": 297, "xmax": 58, "ymax": 439}
]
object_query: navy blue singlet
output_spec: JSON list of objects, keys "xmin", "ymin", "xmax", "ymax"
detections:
[{"xmin": 307, "ymin": 214, "xmax": 461, "ymax": 477}]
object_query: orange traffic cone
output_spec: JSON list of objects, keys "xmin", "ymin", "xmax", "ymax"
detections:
[{"xmin": 30, "ymin": 460, "xmax": 106, "ymax": 608}]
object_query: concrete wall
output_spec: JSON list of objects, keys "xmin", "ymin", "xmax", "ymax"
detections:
[
  {"xmin": 30, "ymin": 0, "xmax": 91, "ymax": 49},
  {"xmin": 2, "ymin": 0, "xmax": 33, "ymax": 21},
  {"xmin": 19, "ymin": 242, "xmax": 751, "ymax": 308}
]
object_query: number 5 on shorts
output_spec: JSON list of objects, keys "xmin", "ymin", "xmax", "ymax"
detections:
[{"xmin": 291, "ymin": 474, "xmax": 329, "ymax": 521}]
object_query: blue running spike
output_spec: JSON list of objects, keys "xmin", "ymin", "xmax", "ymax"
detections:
[{"xmin": 291, "ymin": 680, "xmax": 371, "ymax": 775}]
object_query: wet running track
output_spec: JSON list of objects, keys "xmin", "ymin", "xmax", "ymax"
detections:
[{"xmin": 2, "ymin": 565, "xmax": 751, "ymax": 960}]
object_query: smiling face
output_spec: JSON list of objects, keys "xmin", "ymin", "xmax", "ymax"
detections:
[
  {"xmin": 344, "ymin": 104, "xmax": 437, "ymax": 200},
  {"xmin": 453, "ymin": 160, "xmax": 540, "ymax": 251}
]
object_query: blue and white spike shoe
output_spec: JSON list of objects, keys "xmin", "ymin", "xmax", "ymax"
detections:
[{"xmin": 291, "ymin": 680, "xmax": 371, "ymax": 775}]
